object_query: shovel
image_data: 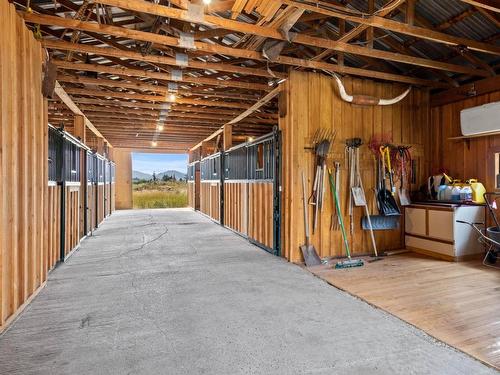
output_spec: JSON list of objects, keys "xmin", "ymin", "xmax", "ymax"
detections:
[{"xmin": 300, "ymin": 171, "xmax": 322, "ymax": 267}]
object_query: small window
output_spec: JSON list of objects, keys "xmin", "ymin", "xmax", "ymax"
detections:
[{"xmin": 256, "ymin": 144, "xmax": 264, "ymax": 171}]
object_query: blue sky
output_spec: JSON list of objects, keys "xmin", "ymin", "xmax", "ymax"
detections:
[{"xmin": 132, "ymin": 153, "xmax": 188, "ymax": 174}]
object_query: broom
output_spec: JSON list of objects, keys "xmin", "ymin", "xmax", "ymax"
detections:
[{"xmin": 329, "ymin": 167, "xmax": 363, "ymax": 269}]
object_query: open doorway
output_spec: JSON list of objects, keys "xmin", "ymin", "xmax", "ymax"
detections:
[{"xmin": 132, "ymin": 153, "xmax": 188, "ymax": 209}]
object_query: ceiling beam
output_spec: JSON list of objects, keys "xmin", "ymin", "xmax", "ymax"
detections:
[
  {"xmin": 61, "ymin": 87, "xmax": 251, "ymax": 109},
  {"xmin": 22, "ymin": 12, "xmax": 470, "ymax": 85},
  {"xmin": 281, "ymin": 0, "xmax": 500, "ymax": 55},
  {"xmin": 92, "ymin": 0, "xmax": 499, "ymax": 60},
  {"xmin": 42, "ymin": 39, "xmax": 285, "ymax": 79},
  {"xmin": 52, "ymin": 60, "xmax": 270, "ymax": 91}
]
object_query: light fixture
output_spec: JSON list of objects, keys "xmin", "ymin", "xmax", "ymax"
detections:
[
  {"xmin": 151, "ymin": 141, "xmax": 158, "ymax": 147},
  {"xmin": 247, "ymin": 136, "xmax": 254, "ymax": 143},
  {"xmin": 157, "ymin": 125, "xmax": 164, "ymax": 131},
  {"xmin": 169, "ymin": 93, "xmax": 176, "ymax": 101},
  {"xmin": 203, "ymin": 0, "xmax": 211, "ymax": 4}
]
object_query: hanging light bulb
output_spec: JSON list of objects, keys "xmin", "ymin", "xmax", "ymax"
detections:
[
  {"xmin": 169, "ymin": 93, "xmax": 176, "ymax": 101},
  {"xmin": 151, "ymin": 141, "xmax": 158, "ymax": 147},
  {"xmin": 203, "ymin": 0, "xmax": 211, "ymax": 4},
  {"xmin": 157, "ymin": 124, "xmax": 164, "ymax": 131}
]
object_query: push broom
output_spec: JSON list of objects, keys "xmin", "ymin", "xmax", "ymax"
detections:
[{"xmin": 329, "ymin": 165, "xmax": 363, "ymax": 269}]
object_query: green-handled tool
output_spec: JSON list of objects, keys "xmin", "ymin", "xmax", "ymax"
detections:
[{"xmin": 329, "ymin": 165, "xmax": 364, "ymax": 269}]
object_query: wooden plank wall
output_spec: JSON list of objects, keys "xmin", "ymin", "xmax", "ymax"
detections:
[
  {"xmin": 429, "ymin": 90, "xmax": 500, "ymax": 191},
  {"xmin": 0, "ymin": 1, "xmax": 48, "ymax": 330},
  {"xmin": 47, "ymin": 186, "xmax": 61, "ymax": 271},
  {"xmin": 87, "ymin": 183, "xmax": 96, "ymax": 232},
  {"xmin": 200, "ymin": 182, "xmax": 220, "ymax": 221},
  {"xmin": 248, "ymin": 182, "xmax": 273, "ymax": 249},
  {"xmin": 114, "ymin": 148, "xmax": 133, "ymax": 209},
  {"xmin": 224, "ymin": 182, "xmax": 248, "ymax": 235},
  {"xmin": 279, "ymin": 71, "xmax": 430, "ymax": 263},
  {"xmin": 188, "ymin": 181, "xmax": 195, "ymax": 209}
]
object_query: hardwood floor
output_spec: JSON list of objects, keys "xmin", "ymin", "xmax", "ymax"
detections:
[{"xmin": 308, "ymin": 252, "xmax": 500, "ymax": 370}]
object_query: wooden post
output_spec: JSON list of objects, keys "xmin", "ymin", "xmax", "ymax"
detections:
[
  {"xmin": 223, "ymin": 124, "xmax": 233, "ymax": 151},
  {"xmin": 367, "ymin": 0, "xmax": 374, "ymax": 48},
  {"xmin": 107, "ymin": 147, "xmax": 114, "ymax": 161},
  {"xmin": 73, "ymin": 114, "xmax": 86, "ymax": 144},
  {"xmin": 407, "ymin": 0, "xmax": 415, "ymax": 26},
  {"xmin": 201, "ymin": 141, "xmax": 209, "ymax": 158},
  {"xmin": 96, "ymin": 137, "xmax": 104, "ymax": 155}
]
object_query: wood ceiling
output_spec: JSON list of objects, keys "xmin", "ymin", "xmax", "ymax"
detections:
[{"xmin": 15, "ymin": 0, "xmax": 500, "ymax": 151}]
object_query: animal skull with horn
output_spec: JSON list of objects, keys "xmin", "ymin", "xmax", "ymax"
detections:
[{"xmin": 333, "ymin": 74, "xmax": 411, "ymax": 106}]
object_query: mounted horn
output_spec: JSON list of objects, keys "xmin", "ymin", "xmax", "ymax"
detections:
[
  {"xmin": 333, "ymin": 74, "xmax": 353, "ymax": 103},
  {"xmin": 378, "ymin": 87, "xmax": 412, "ymax": 105},
  {"xmin": 332, "ymin": 74, "xmax": 411, "ymax": 106}
]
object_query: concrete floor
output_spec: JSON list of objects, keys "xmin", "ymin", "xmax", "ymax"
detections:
[{"xmin": 0, "ymin": 209, "xmax": 497, "ymax": 375}]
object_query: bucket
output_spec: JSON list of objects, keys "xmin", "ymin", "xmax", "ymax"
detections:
[{"xmin": 486, "ymin": 226, "xmax": 500, "ymax": 248}]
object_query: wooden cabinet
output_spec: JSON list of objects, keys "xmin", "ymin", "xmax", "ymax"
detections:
[{"xmin": 405, "ymin": 203, "xmax": 485, "ymax": 261}]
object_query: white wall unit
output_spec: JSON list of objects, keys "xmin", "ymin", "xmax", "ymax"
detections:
[{"xmin": 405, "ymin": 203, "xmax": 485, "ymax": 261}]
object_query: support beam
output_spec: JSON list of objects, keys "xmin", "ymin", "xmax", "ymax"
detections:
[
  {"xmin": 191, "ymin": 85, "xmax": 282, "ymax": 151},
  {"xmin": 223, "ymin": 124, "xmax": 233, "ymax": 151},
  {"xmin": 53, "ymin": 82, "xmax": 110, "ymax": 145},
  {"xmin": 73, "ymin": 114, "xmax": 86, "ymax": 143}
]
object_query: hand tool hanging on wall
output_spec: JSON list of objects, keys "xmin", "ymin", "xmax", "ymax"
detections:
[
  {"xmin": 376, "ymin": 146, "xmax": 401, "ymax": 216},
  {"xmin": 346, "ymin": 138, "xmax": 362, "ymax": 235},
  {"xmin": 308, "ymin": 129, "xmax": 337, "ymax": 233},
  {"xmin": 345, "ymin": 139, "xmax": 381, "ymax": 260},
  {"xmin": 329, "ymin": 167, "xmax": 364, "ymax": 269},
  {"xmin": 394, "ymin": 146, "xmax": 412, "ymax": 206},
  {"xmin": 330, "ymin": 162, "xmax": 340, "ymax": 231},
  {"xmin": 301, "ymin": 171, "xmax": 322, "ymax": 267}
]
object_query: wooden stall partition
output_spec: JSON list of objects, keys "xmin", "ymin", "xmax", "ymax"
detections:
[
  {"xmin": 429, "ymin": 89, "xmax": 500, "ymax": 191},
  {"xmin": 97, "ymin": 185, "xmax": 105, "ymax": 224},
  {"xmin": 88, "ymin": 184, "xmax": 97, "ymax": 231},
  {"xmin": 47, "ymin": 185, "xmax": 61, "ymax": 271},
  {"xmin": 247, "ymin": 182, "xmax": 273, "ymax": 248},
  {"xmin": 224, "ymin": 182, "xmax": 248, "ymax": 236},
  {"xmin": 200, "ymin": 182, "xmax": 220, "ymax": 221},
  {"xmin": 0, "ymin": 0, "xmax": 48, "ymax": 330},
  {"xmin": 279, "ymin": 71, "xmax": 431, "ymax": 263},
  {"xmin": 64, "ymin": 185, "xmax": 81, "ymax": 257}
]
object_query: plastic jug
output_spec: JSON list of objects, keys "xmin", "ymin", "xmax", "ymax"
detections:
[
  {"xmin": 467, "ymin": 179, "xmax": 486, "ymax": 203},
  {"xmin": 451, "ymin": 184, "xmax": 462, "ymax": 201},
  {"xmin": 438, "ymin": 185, "xmax": 447, "ymax": 200},
  {"xmin": 443, "ymin": 185, "xmax": 453, "ymax": 200},
  {"xmin": 460, "ymin": 185, "xmax": 473, "ymax": 201}
]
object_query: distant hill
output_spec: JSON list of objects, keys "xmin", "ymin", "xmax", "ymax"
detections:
[
  {"xmin": 133, "ymin": 170, "xmax": 186, "ymax": 181},
  {"xmin": 132, "ymin": 170, "xmax": 152, "ymax": 180},
  {"xmin": 157, "ymin": 170, "xmax": 187, "ymax": 180}
]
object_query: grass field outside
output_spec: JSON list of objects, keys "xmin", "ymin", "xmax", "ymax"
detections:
[{"xmin": 133, "ymin": 180, "xmax": 187, "ymax": 209}]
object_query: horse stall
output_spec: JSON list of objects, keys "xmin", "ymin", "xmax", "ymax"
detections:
[
  {"xmin": 47, "ymin": 126, "xmax": 86, "ymax": 261},
  {"xmin": 223, "ymin": 143, "xmax": 248, "ymax": 236},
  {"xmin": 96, "ymin": 154, "xmax": 106, "ymax": 226},
  {"xmin": 200, "ymin": 153, "xmax": 222, "ymax": 223},
  {"xmin": 47, "ymin": 126, "xmax": 62, "ymax": 269},
  {"xmin": 246, "ymin": 133, "xmax": 280, "ymax": 255},
  {"xmin": 187, "ymin": 161, "xmax": 200, "ymax": 210},
  {"xmin": 86, "ymin": 151, "xmax": 98, "ymax": 234}
]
